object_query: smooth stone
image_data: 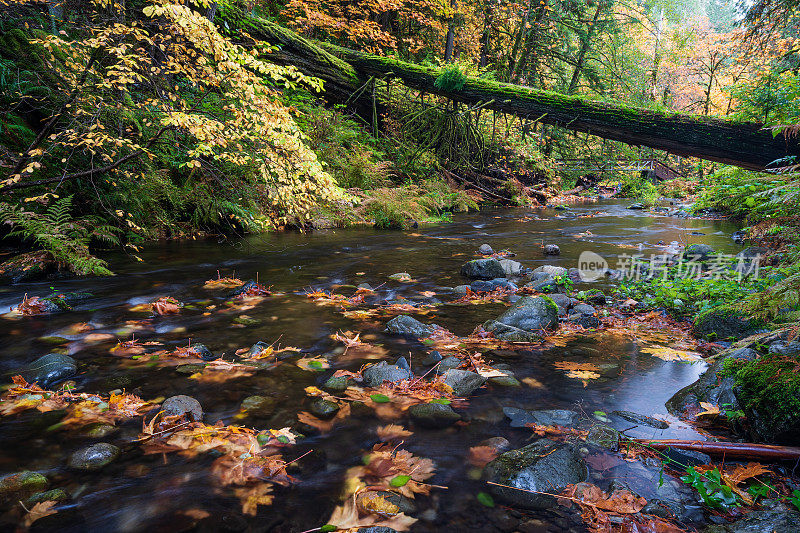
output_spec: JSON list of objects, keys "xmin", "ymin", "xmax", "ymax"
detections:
[
  {"xmin": 441, "ymin": 369, "xmax": 487, "ymax": 396},
  {"xmin": 232, "ymin": 316, "xmax": 261, "ymax": 326},
  {"xmin": 543, "ymin": 244, "xmax": 560, "ymax": 255},
  {"xmin": 81, "ymin": 422, "xmax": 118, "ymax": 439},
  {"xmin": 610, "ymin": 410, "xmax": 669, "ymax": 429},
  {"xmin": 162, "ymin": 395, "xmax": 203, "ymax": 421},
  {"xmin": 385, "ymin": 315, "xmax": 438, "ymax": 338},
  {"xmin": 482, "ymin": 322, "xmax": 542, "ymax": 342},
  {"xmin": 22, "ymin": 353, "xmax": 77, "ymax": 388},
  {"xmin": 434, "ymin": 356, "xmax": 463, "ymax": 374},
  {"xmin": 702, "ymin": 510, "xmax": 800, "ymax": 532},
  {"xmin": 684, "ymin": 243, "xmax": 715, "ymax": 261},
  {"xmin": 357, "ymin": 282, "xmax": 373, "ymax": 290},
  {"xmin": 309, "ymin": 398, "xmax": 340, "ymax": 419},
  {"xmin": 395, "ymin": 356, "xmax": 410, "ymax": 371},
  {"xmin": 421, "ymin": 351, "xmax": 443, "ymax": 365},
  {"xmin": 241, "ymin": 395, "xmax": 276, "ymax": 417},
  {"xmin": 503, "ymin": 407, "xmax": 580, "ymax": 428},
  {"xmin": 68, "ymin": 443, "xmax": 120, "ymax": 471},
  {"xmin": 388, "ymin": 272, "xmax": 411, "ymax": 280},
  {"xmin": 247, "ymin": 341, "xmax": 272, "ymax": 358},
  {"xmin": 362, "ymin": 361, "xmax": 413, "ymax": 387},
  {"xmin": 567, "ymin": 314, "xmax": 601, "ymax": 329},
  {"xmin": 548, "ymin": 293, "xmax": 572, "ymax": 311},
  {"xmin": 485, "ymin": 439, "xmax": 588, "ymax": 509},
  {"xmin": 499, "ymin": 259, "xmax": 523, "ymax": 276},
  {"xmin": 189, "ymin": 343, "xmax": 216, "ymax": 361},
  {"xmin": 0, "ymin": 471, "xmax": 48, "ymax": 499},
  {"xmin": 585, "ymin": 425, "xmax": 620, "ymax": 450},
  {"xmin": 323, "ymin": 375, "xmax": 353, "ymax": 392},
  {"xmin": 176, "ymin": 363, "xmax": 206, "ymax": 374},
  {"xmin": 572, "ymin": 303, "xmax": 596, "ymax": 316},
  {"xmin": 534, "ymin": 265, "xmax": 567, "ymax": 277},
  {"xmin": 627, "ymin": 203, "xmax": 644, "ymax": 210},
  {"xmin": 768, "ymin": 340, "xmax": 800, "ymax": 357},
  {"xmin": 453, "ymin": 284, "xmax": 470, "ymax": 295},
  {"xmin": 489, "ymin": 375, "xmax": 521, "ymax": 387},
  {"xmin": 485, "ymin": 296, "xmax": 558, "ymax": 332},
  {"xmin": 460, "ymin": 258, "xmax": 506, "ymax": 280},
  {"xmin": 478, "ymin": 244, "xmax": 494, "ymax": 255},
  {"xmin": 408, "ymin": 402, "xmax": 461, "ymax": 428}
]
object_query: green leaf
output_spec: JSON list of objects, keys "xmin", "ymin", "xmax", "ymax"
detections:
[
  {"xmin": 320, "ymin": 525, "xmax": 337, "ymax": 532},
  {"xmin": 256, "ymin": 433, "xmax": 270, "ymax": 446},
  {"xmin": 390, "ymin": 475, "xmax": 411, "ymax": 487},
  {"xmin": 430, "ymin": 398, "xmax": 451, "ymax": 405},
  {"xmin": 308, "ymin": 360, "xmax": 324, "ymax": 370},
  {"xmin": 477, "ymin": 491, "xmax": 495, "ymax": 507},
  {"xmin": 370, "ymin": 393, "xmax": 391, "ymax": 403},
  {"xmin": 277, "ymin": 435, "xmax": 290, "ymax": 444}
]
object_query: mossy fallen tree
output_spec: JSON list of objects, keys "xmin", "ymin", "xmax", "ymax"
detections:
[{"xmin": 219, "ymin": 8, "xmax": 796, "ymax": 171}]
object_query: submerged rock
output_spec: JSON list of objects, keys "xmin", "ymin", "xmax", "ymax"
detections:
[
  {"xmin": 22, "ymin": 353, "xmax": 77, "ymax": 388},
  {"xmin": 0, "ymin": 471, "xmax": 48, "ymax": 500},
  {"xmin": 460, "ymin": 258, "xmax": 506, "ymax": 280},
  {"xmin": 484, "ymin": 439, "xmax": 588, "ymax": 509},
  {"xmin": 703, "ymin": 510, "xmax": 800, "ymax": 533},
  {"xmin": 503, "ymin": 407, "xmax": 579, "ymax": 428},
  {"xmin": 324, "ymin": 375, "xmax": 355, "ymax": 392},
  {"xmin": 408, "ymin": 402, "xmax": 461, "ymax": 428},
  {"xmin": 611, "ymin": 410, "xmax": 669, "ymax": 429},
  {"xmin": 162, "ymin": 395, "xmax": 204, "ymax": 421},
  {"xmin": 241, "ymin": 395, "xmax": 277, "ymax": 417},
  {"xmin": 309, "ymin": 398, "xmax": 340, "ymax": 419},
  {"xmin": 385, "ymin": 315, "xmax": 438, "ymax": 338},
  {"xmin": 441, "ymin": 369, "xmax": 486, "ymax": 396},
  {"xmin": 363, "ymin": 361, "xmax": 413, "ymax": 387},
  {"xmin": 68, "ymin": 443, "xmax": 120, "ymax": 471}
]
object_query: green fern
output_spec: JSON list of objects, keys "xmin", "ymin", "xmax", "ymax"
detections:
[{"xmin": 0, "ymin": 196, "xmax": 119, "ymax": 276}]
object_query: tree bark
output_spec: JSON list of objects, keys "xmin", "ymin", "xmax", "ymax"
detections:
[
  {"xmin": 635, "ymin": 439, "xmax": 800, "ymax": 461},
  {"xmin": 217, "ymin": 7, "xmax": 797, "ymax": 170},
  {"xmin": 567, "ymin": 1, "xmax": 603, "ymax": 94},
  {"xmin": 444, "ymin": 0, "xmax": 457, "ymax": 62}
]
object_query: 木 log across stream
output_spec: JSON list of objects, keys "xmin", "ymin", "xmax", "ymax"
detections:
[{"xmin": 219, "ymin": 6, "xmax": 796, "ymax": 171}]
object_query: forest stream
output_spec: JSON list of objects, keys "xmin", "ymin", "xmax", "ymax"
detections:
[{"xmin": 0, "ymin": 201, "xmax": 747, "ymax": 532}]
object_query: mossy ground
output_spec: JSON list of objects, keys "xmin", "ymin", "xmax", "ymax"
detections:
[{"xmin": 723, "ymin": 354, "xmax": 800, "ymax": 427}]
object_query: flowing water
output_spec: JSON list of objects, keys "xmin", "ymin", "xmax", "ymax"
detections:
[{"xmin": 0, "ymin": 200, "xmax": 743, "ymax": 532}]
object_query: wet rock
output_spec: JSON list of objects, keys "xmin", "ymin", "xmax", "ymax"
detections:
[
  {"xmin": 232, "ymin": 316, "xmax": 261, "ymax": 326},
  {"xmin": 489, "ymin": 375, "xmax": 521, "ymax": 387},
  {"xmin": 483, "ymin": 322, "xmax": 542, "ymax": 342},
  {"xmin": 568, "ymin": 313, "xmax": 601, "ymax": 329},
  {"xmin": 408, "ymin": 402, "xmax": 461, "ymax": 428},
  {"xmin": 585, "ymin": 425, "xmax": 619, "ymax": 450},
  {"xmin": 543, "ymin": 244, "xmax": 560, "ymax": 255},
  {"xmin": 548, "ymin": 293, "xmax": 572, "ymax": 311},
  {"xmin": 25, "ymin": 488, "xmax": 69, "ymax": 506},
  {"xmin": 189, "ymin": 343, "xmax": 216, "ymax": 361},
  {"xmin": 247, "ymin": 341, "xmax": 272, "ymax": 358},
  {"xmin": 534, "ymin": 265, "xmax": 567, "ymax": 277},
  {"xmin": 441, "ymin": 369, "xmax": 487, "ymax": 396},
  {"xmin": 478, "ymin": 244, "xmax": 495, "ymax": 255},
  {"xmin": 768, "ymin": 340, "xmax": 800, "ymax": 357},
  {"xmin": 385, "ymin": 315, "xmax": 438, "ymax": 338},
  {"xmin": 162, "ymin": 395, "xmax": 203, "ymax": 421},
  {"xmin": 659, "ymin": 447, "xmax": 711, "ymax": 468},
  {"xmin": 22, "ymin": 353, "xmax": 77, "ymax": 388},
  {"xmin": 309, "ymin": 398, "xmax": 340, "ymax": 419},
  {"xmin": 435, "ymin": 356, "xmax": 463, "ymax": 374},
  {"xmin": 503, "ymin": 407, "xmax": 579, "ymax": 428},
  {"xmin": 357, "ymin": 282, "xmax": 373, "ymax": 290},
  {"xmin": 421, "ymin": 351, "xmax": 443, "ymax": 365},
  {"xmin": 0, "ymin": 471, "xmax": 48, "ymax": 500},
  {"xmin": 693, "ymin": 307, "xmax": 763, "ymax": 341},
  {"xmin": 610, "ymin": 410, "xmax": 669, "ymax": 429},
  {"xmin": 485, "ymin": 439, "xmax": 588, "ymax": 509},
  {"xmin": 388, "ymin": 272, "xmax": 411, "ymax": 281},
  {"xmin": 460, "ymin": 258, "xmax": 506, "ymax": 280},
  {"xmin": 241, "ymin": 395, "xmax": 277, "ymax": 417},
  {"xmin": 176, "ymin": 363, "xmax": 206, "ymax": 374},
  {"xmin": 480, "ymin": 436, "xmax": 511, "ymax": 453},
  {"xmin": 666, "ymin": 348, "xmax": 757, "ymax": 418},
  {"xmin": 324, "ymin": 375, "xmax": 354, "ymax": 392},
  {"xmin": 357, "ymin": 527, "xmax": 399, "ymax": 533},
  {"xmin": 471, "ymin": 278, "xmax": 517, "ymax": 292},
  {"xmin": 684, "ymin": 243, "xmax": 715, "ymax": 261},
  {"xmin": 394, "ymin": 356, "xmax": 410, "ymax": 371},
  {"xmin": 453, "ymin": 284, "xmax": 470, "ymax": 295},
  {"xmin": 484, "ymin": 296, "xmax": 558, "ymax": 335},
  {"xmin": 703, "ymin": 510, "xmax": 800, "ymax": 533},
  {"xmin": 731, "ymin": 231, "xmax": 746, "ymax": 244},
  {"xmin": 68, "ymin": 442, "xmax": 120, "ymax": 471},
  {"xmin": 627, "ymin": 203, "xmax": 644, "ymax": 210},
  {"xmin": 363, "ymin": 361, "xmax": 413, "ymax": 387},
  {"xmin": 572, "ymin": 303, "xmax": 597, "ymax": 316},
  {"xmin": 80, "ymin": 422, "xmax": 118, "ymax": 439},
  {"xmin": 524, "ymin": 278, "xmax": 566, "ymax": 294},
  {"xmin": 375, "ymin": 492, "xmax": 417, "ymax": 514},
  {"xmin": 581, "ymin": 290, "xmax": 607, "ymax": 305},
  {"xmin": 499, "ymin": 259, "xmax": 523, "ymax": 276},
  {"xmin": 228, "ymin": 279, "xmax": 258, "ymax": 297}
]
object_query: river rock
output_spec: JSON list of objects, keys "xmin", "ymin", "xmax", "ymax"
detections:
[
  {"xmin": 189, "ymin": 343, "xmax": 216, "ymax": 361},
  {"xmin": 310, "ymin": 398, "xmax": 340, "ymax": 419},
  {"xmin": 323, "ymin": 375, "xmax": 354, "ymax": 392},
  {"xmin": 768, "ymin": 340, "xmax": 800, "ymax": 357},
  {"xmin": 228, "ymin": 279, "xmax": 258, "ymax": 297},
  {"xmin": 478, "ymin": 244, "xmax": 495, "ymax": 255},
  {"xmin": 484, "ymin": 439, "xmax": 588, "ymax": 509},
  {"xmin": 483, "ymin": 322, "xmax": 542, "ymax": 342},
  {"xmin": 581, "ymin": 290, "xmax": 607, "ymax": 305},
  {"xmin": 434, "ymin": 356, "xmax": 463, "ymax": 375},
  {"xmin": 388, "ymin": 272, "xmax": 411, "ymax": 281},
  {"xmin": 572, "ymin": 303, "xmax": 596, "ymax": 316},
  {"xmin": 484, "ymin": 296, "xmax": 558, "ymax": 335},
  {"xmin": 421, "ymin": 351, "xmax": 443, "ymax": 365},
  {"xmin": 499, "ymin": 259, "xmax": 523, "ymax": 276},
  {"xmin": 525, "ymin": 278, "xmax": 566, "ymax": 294},
  {"xmin": 441, "ymin": 369, "xmax": 486, "ymax": 396},
  {"xmin": 548, "ymin": 293, "xmax": 572, "ymax": 311},
  {"xmin": 68, "ymin": 442, "xmax": 120, "ymax": 471},
  {"xmin": 543, "ymin": 244, "xmax": 560, "ymax": 255},
  {"xmin": 460, "ymin": 258, "xmax": 506, "ymax": 280},
  {"xmin": 666, "ymin": 348, "xmax": 757, "ymax": 417},
  {"xmin": 385, "ymin": 315, "xmax": 438, "ymax": 338},
  {"xmin": 453, "ymin": 284, "xmax": 470, "ymax": 295},
  {"xmin": 610, "ymin": 410, "xmax": 669, "ymax": 429},
  {"xmin": 357, "ymin": 527, "xmax": 400, "ymax": 533},
  {"xmin": 568, "ymin": 314, "xmax": 601, "ymax": 329},
  {"xmin": 162, "ymin": 395, "xmax": 203, "ymax": 421},
  {"xmin": 25, "ymin": 488, "xmax": 69, "ymax": 506},
  {"xmin": 0, "ymin": 471, "xmax": 48, "ymax": 500},
  {"xmin": 503, "ymin": 407, "xmax": 579, "ymax": 428},
  {"xmin": 703, "ymin": 510, "xmax": 800, "ymax": 533},
  {"xmin": 693, "ymin": 306, "xmax": 763, "ymax": 340},
  {"xmin": 408, "ymin": 402, "xmax": 461, "ymax": 428},
  {"xmin": 534, "ymin": 265, "xmax": 567, "ymax": 277},
  {"xmin": 471, "ymin": 278, "xmax": 517, "ymax": 292},
  {"xmin": 363, "ymin": 361, "xmax": 413, "ymax": 387},
  {"xmin": 684, "ymin": 243, "xmax": 715, "ymax": 261},
  {"xmin": 241, "ymin": 395, "xmax": 277, "ymax": 417},
  {"xmin": 22, "ymin": 353, "xmax": 77, "ymax": 388},
  {"xmin": 489, "ymin": 375, "xmax": 521, "ymax": 387}
]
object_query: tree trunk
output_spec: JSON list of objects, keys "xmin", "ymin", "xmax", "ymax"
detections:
[
  {"xmin": 567, "ymin": 1, "xmax": 603, "ymax": 94},
  {"xmin": 510, "ymin": 1, "xmax": 548, "ymax": 85},
  {"xmin": 444, "ymin": 0, "xmax": 457, "ymax": 62},
  {"xmin": 216, "ymin": 7, "xmax": 797, "ymax": 170},
  {"xmin": 479, "ymin": 2, "xmax": 494, "ymax": 68}
]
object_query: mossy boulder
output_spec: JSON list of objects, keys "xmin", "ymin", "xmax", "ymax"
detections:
[
  {"xmin": 484, "ymin": 439, "xmax": 588, "ymax": 509},
  {"xmin": 725, "ymin": 354, "xmax": 800, "ymax": 444},
  {"xmin": 0, "ymin": 471, "xmax": 48, "ymax": 500},
  {"xmin": 693, "ymin": 306, "xmax": 763, "ymax": 341}
]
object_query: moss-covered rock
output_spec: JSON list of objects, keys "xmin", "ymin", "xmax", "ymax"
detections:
[
  {"xmin": 0, "ymin": 471, "xmax": 48, "ymax": 500},
  {"xmin": 693, "ymin": 306, "xmax": 763, "ymax": 341}
]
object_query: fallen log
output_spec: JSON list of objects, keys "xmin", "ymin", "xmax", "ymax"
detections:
[
  {"xmin": 634, "ymin": 439, "xmax": 800, "ymax": 461},
  {"xmin": 217, "ymin": 6, "xmax": 797, "ymax": 170}
]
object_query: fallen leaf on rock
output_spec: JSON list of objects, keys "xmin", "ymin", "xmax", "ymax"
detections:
[
  {"xmin": 23, "ymin": 501, "xmax": 57, "ymax": 527},
  {"xmin": 696, "ymin": 402, "xmax": 721, "ymax": 419},
  {"xmin": 643, "ymin": 346, "xmax": 701, "ymax": 362},
  {"xmin": 203, "ymin": 275, "xmax": 244, "ymax": 289}
]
